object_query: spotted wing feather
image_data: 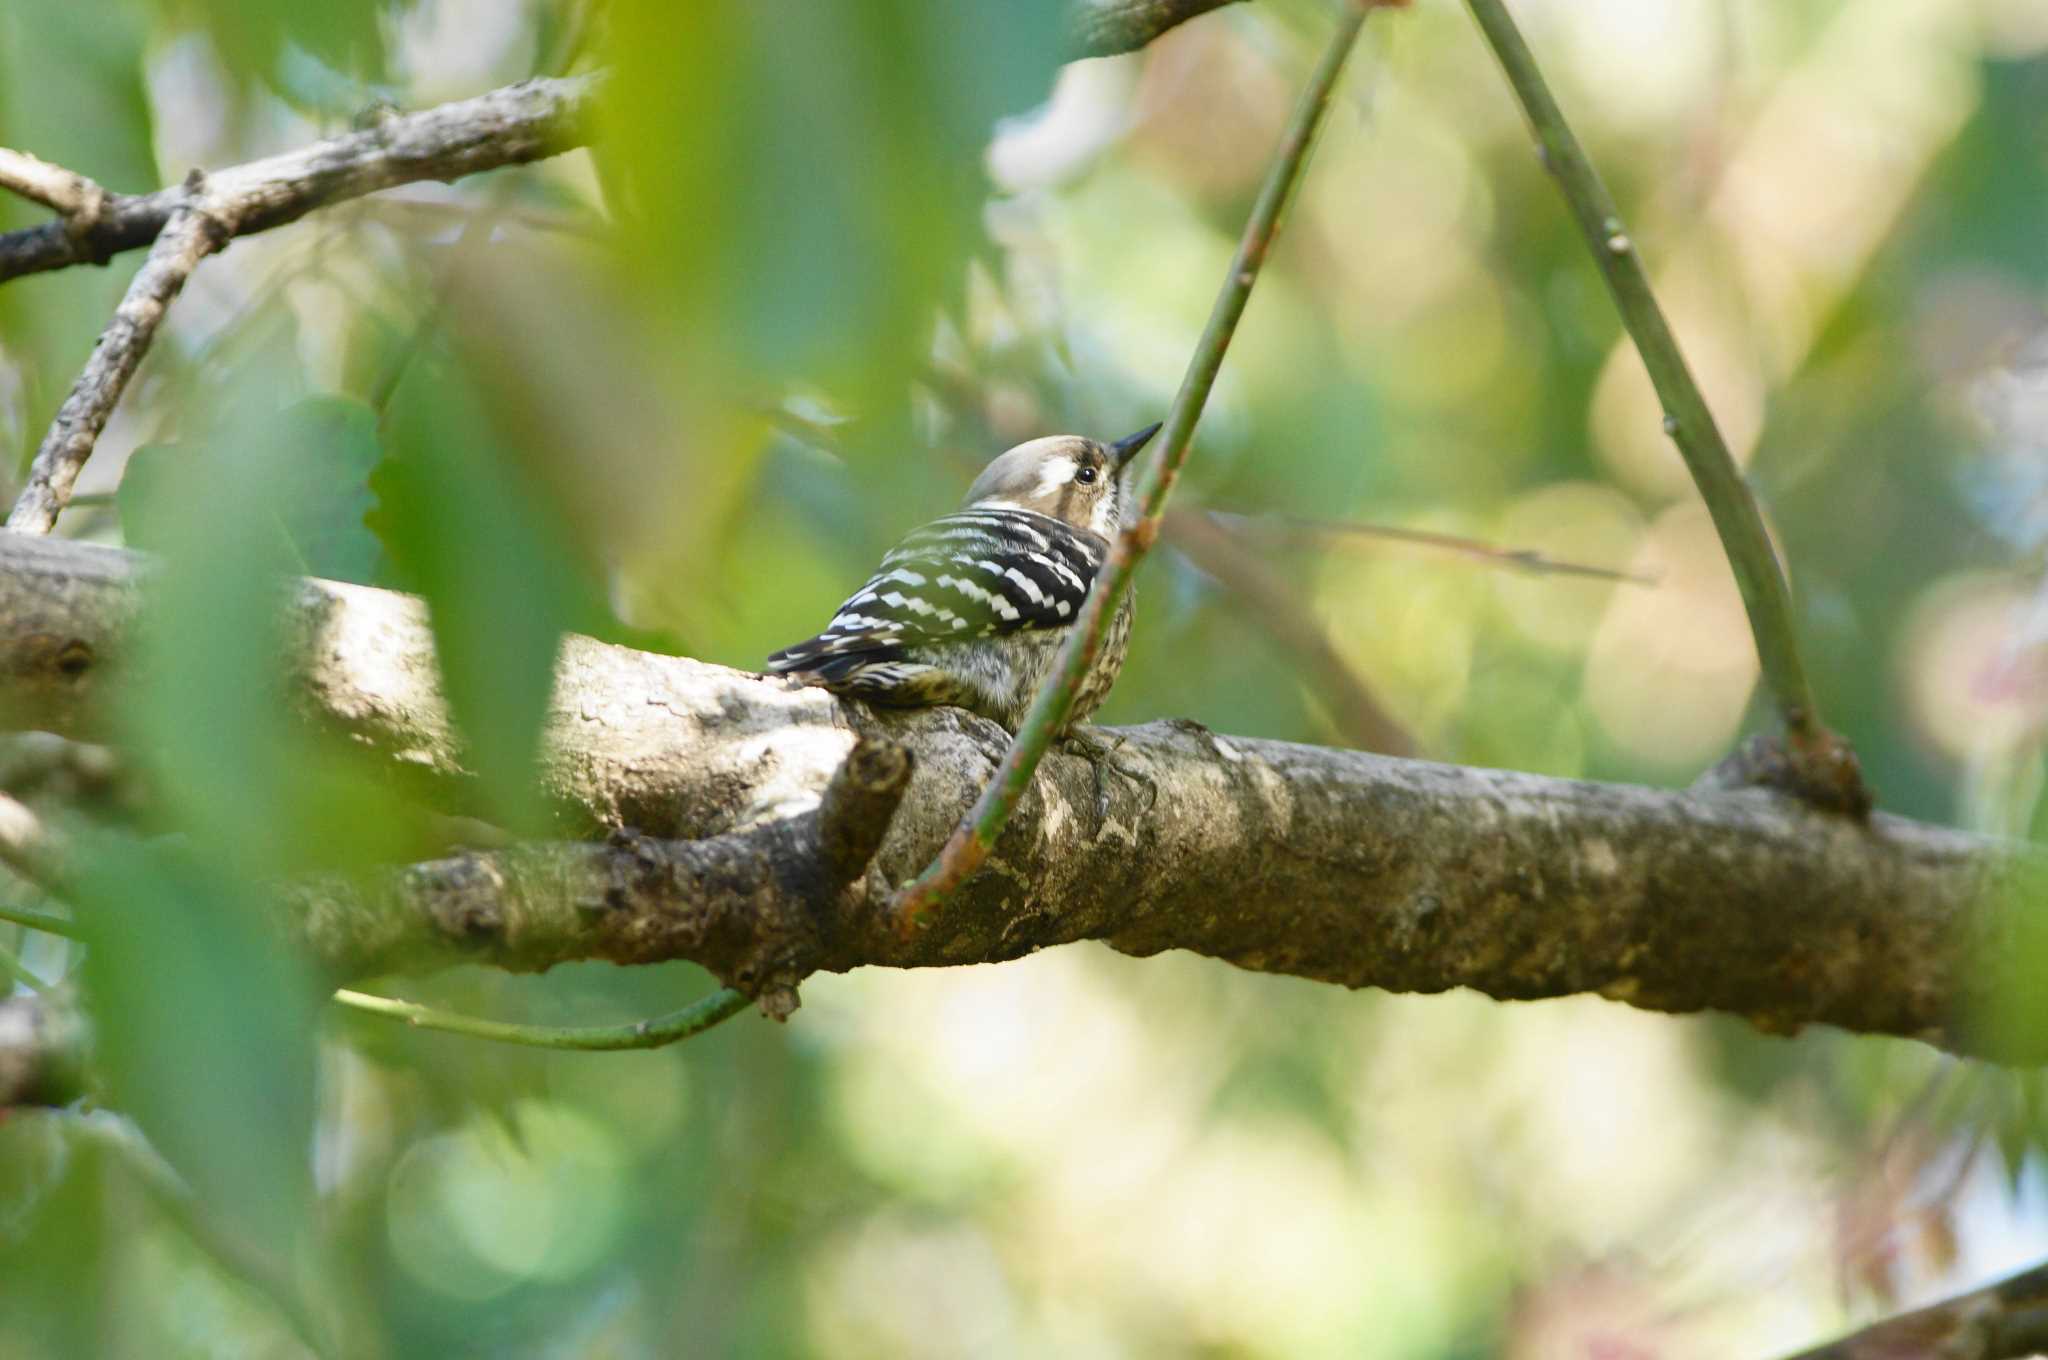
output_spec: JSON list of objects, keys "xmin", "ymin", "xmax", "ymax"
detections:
[{"xmin": 765, "ymin": 510, "xmax": 1104, "ymax": 695}]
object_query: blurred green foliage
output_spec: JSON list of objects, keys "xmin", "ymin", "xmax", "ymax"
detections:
[{"xmin": 1, "ymin": 1, "xmax": 2048, "ymax": 1357}]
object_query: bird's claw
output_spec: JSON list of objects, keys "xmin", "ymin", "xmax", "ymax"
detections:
[{"xmin": 1062, "ymin": 725, "xmax": 1157, "ymax": 821}]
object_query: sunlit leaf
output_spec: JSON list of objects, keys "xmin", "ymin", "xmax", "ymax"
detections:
[
  {"xmin": 597, "ymin": 1, "xmax": 1062, "ymax": 434},
  {"xmin": 119, "ymin": 395, "xmax": 383, "ymax": 583},
  {"xmin": 371, "ymin": 342, "xmax": 599, "ymax": 829},
  {"xmin": 75, "ymin": 836, "xmax": 322, "ymax": 1274}
]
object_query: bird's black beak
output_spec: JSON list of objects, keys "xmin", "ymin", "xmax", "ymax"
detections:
[{"xmin": 1110, "ymin": 422, "xmax": 1162, "ymax": 471}]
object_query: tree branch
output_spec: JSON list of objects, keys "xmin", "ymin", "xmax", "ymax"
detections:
[
  {"xmin": 5, "ymin": 206, "xmax": 226, "ymax": 534},
  {"xmin": 1779, "ymin": 1258, "xmax": 2048, "ymax": 1360},
  {"xmin": 0, "ymin": 532, "xmax": 2034, "ymax": 1059},
  {"xmin": 290, "ymin": 735, "xmax": 913, "ymax": 1018},
  {"xmin": 0, "ymin": 74, "xmax": 595, "ymax": 287},
  {"xmin": 0, "ymin": 148, "xmax": 107, "ymax": 241},
  {"xmin": 0, "ymin": 75, "xmax": 596, "ymax": 534},
  {"xmin": 1461, "ymin": 0, "xmax": 1869, "ymax": 817}
]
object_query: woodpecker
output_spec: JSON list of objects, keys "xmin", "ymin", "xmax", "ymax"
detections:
[{"xmin": 767, "ymin": 423, "xmax": 1162, "ymax": 731}]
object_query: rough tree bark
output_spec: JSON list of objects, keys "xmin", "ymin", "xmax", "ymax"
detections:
[{"xmin": 0, "ymin": 532, "xmax": 2037, "ymax": 1060}]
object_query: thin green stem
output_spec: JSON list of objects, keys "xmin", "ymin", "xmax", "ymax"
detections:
[
  {"xmin": 0, "ymin": 938, "xmax": 49, "ymax": 993},
  {"xmin": 1462, "ymin": 0, "xmax": 1821, "ymax": 740},
  {"xmin": 65, "ymin": 1112, "xmax": 341, "ymax": 1359},
  {"xmin": 0, "ymin": 900, "xmax": 83, "ymax": 939},
  {"xmin": 332, "ymin": 985, "xmax": 751, "ymax": 1050},
  {"xmin": 892, "ymin": 0, "xmax": 1379, "ymax": 925}
]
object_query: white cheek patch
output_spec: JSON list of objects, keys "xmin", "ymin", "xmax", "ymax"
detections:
[
  {"xmin": 1090, "ymin": 495, "xmax": 1121, "ymax": 539},
  {"xmin": 1033, "ymin": 458, "xmax": 1077, "ymax": 500}
]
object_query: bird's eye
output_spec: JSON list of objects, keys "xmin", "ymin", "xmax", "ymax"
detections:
[{"xmin": 1074, "ymin": 465, "xmax": 1099, "ymax": 485}]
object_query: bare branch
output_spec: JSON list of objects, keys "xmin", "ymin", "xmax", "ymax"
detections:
[
  {"xmin": 5, "ymin": 206, "xmax": 226, "ymax": 535},
  {"xmin": 1778, "ymin": 1259, "xmax": 2048, "ymax": 1360},
  {"xmin": 1, "ymin": 74, "xmax": 597, "ymax": 536},
  {"xmin": 1229, "ymin": 511, "xmax": 1654, "ymax": 584},
  {"xmin": 0, "ymin": 148, "xmax": 107, "ymax": 240},
  {"xmin": 1068, "ymin": 0, "xmax": 1248, "ymax": 57},
  {"xmin": 0, "ymin": 534, "xmax": 2032, "ymax": 1059},
  {"xmin": 277, "ymin": 737, "xmax": 2029, "ymax": 1059},
  {"xmin": 0, "ymin": 74, "xmax": 595, "ymax": 286}
]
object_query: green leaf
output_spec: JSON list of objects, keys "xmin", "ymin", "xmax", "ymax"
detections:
[
  {"xmin": 76, "ymin": 835, "xmax": 322, "ymax": 1280},
  {"xmin": 0, "ymin": 0, "xmax": 156, "ymax": 473},
  {"xmin": 370, "ymin": 345, "xmax": 596, "ymax": 828},
  {"xmin": 267, "ymin": 395, "xmax": 385, "ymax": 583},
  {"xmin": 145, "ymin": 0, "xmax": 387, "ymax": 92},
  {"xmin": 114, "ymin": 441, "xmax": 201, "ymax": 556},
  {"xmin": 597, "ymin": 1, "xmax": 1062, "ymax": 424},
  {"xmin": 121, "ymin": 396, "xmax": 384, "ymax": 584},
  {"xmin": 119, "ymin": 362, "xmax": 424, "ymax": 876}
]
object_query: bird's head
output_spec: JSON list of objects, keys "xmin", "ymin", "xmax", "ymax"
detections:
[{"xmin": 960, "ymin": 423, "xmax": 1161, "ymax": 541}]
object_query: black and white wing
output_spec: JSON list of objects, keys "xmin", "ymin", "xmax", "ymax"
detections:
[{"xmin": 764, "ymin": 508, "xmax": 1104, "ymax": 689}]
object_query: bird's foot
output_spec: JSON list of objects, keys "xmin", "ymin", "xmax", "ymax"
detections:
[{"xmin": 1061, "ymin": 724, "xmax": 1157, "ymax": 821}]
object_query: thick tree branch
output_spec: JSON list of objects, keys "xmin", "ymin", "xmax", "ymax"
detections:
[
  {"xmin": 292, "ymin": 736, "xmax": 913, "ymax": 1018},
  {"xmin": 0, "ymin": 75, "xmax": 594, "ymax": 286},
  {"xmin": 276, "ymin": 744, "xmax": 2028, "ymax": 1057},
  {"xmin": 1779, "ymin": 1259, "xmax": 2048, "ymax": 1360},
  {"xmin": 0, "ymin": 533, "xmax": 2036, "ymax": 1058},
  {"xmin": 1068, "ymin": 0, "xmax": 1248, "ymax": 57}
]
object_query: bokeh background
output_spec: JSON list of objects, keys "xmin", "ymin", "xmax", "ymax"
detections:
[{"xmin": 4, "ymin": 0, "xmax": 2048, "ymax": 1355}]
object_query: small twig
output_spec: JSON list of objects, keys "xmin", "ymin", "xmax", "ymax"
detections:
[
  {"xmin": 1231, "ymin": 511, "xmax": 1654, "ymax": 583},
  {"xmin": 5, "ymin": 203, "xmax": 228, "ymax": 535},
  {"xmin": 1162, "ymin": 508, "xmax": 1413, "ymax": 754},
  {"xmin": 0, "ymin": 148, "xmax": 107, "ymax": 242},
  {"xmin": 1462, "ymin": 0, "xmax": 1868, "ymax": 815},
  {"xmin": 891, "ymin": 0, "xmax": 1385, "ymax": 927},
  {"xmin": 0, "ymin": 901, "xmax": 82, "ymax": 940},
  {"xmin": 0, "ymin": 74, "xmax": 595, "ymax": 286},
  {"xmin": 2, "ymin": 77, "xmax": 594, "ymax": 534},
  {"xmin": 332, "ymin": 985, "xmax": 750, "ymax": 1050},
  {"xmin": 1779, "ymin": 1258, "xmax": 2048, "ymax": 1360}
]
